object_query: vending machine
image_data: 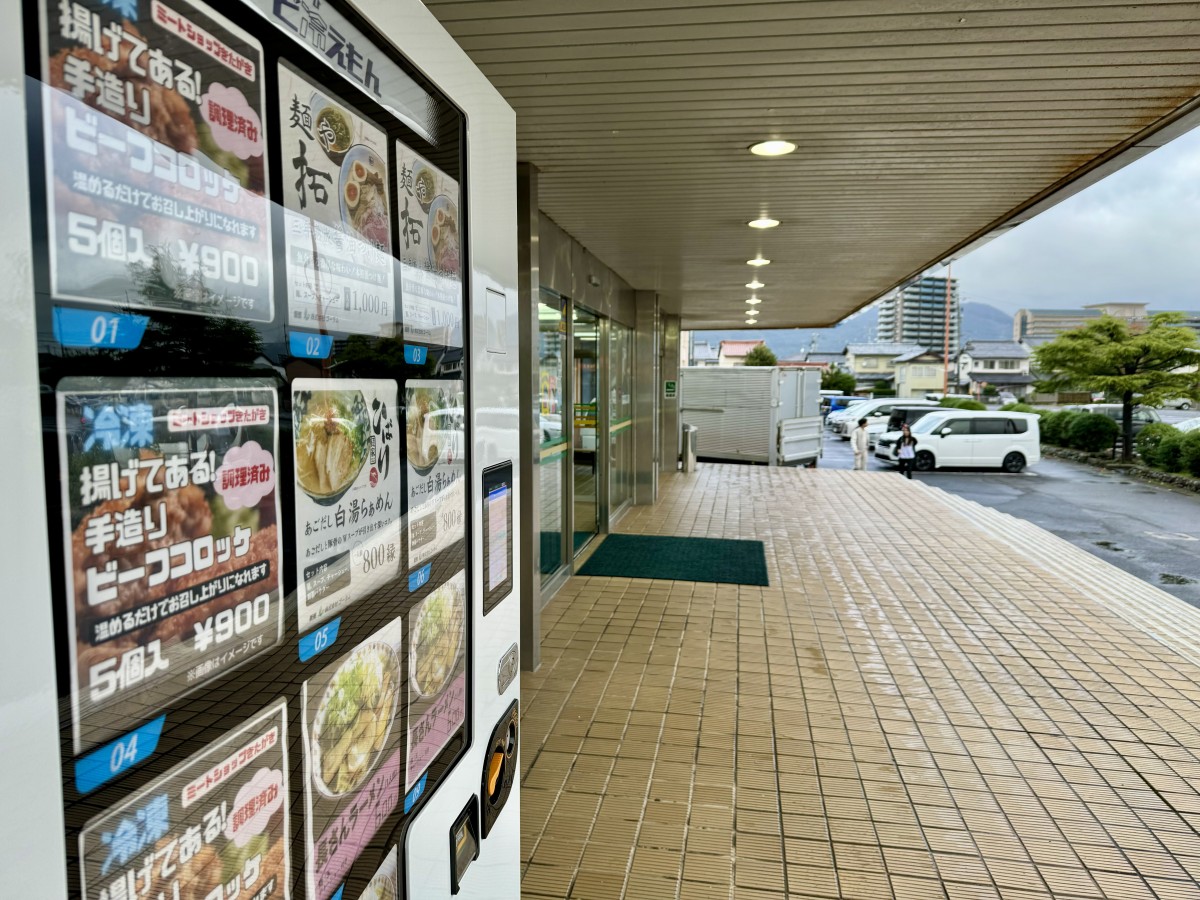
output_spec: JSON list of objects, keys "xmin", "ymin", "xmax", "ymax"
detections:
[{"xmin": 0, "ymin": 0, "xmax": 521, "ymax": 895}]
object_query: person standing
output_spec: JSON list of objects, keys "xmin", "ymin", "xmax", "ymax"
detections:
[
  {"xmin": 896, "ymin": 423, "xmax": 918, "ymax": 479},
  {"xmin": 851, "ymin": 417, "xmax": 870, "ymax": 470}
]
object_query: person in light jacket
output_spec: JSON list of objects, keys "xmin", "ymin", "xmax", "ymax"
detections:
[{"xmin": 851, "ymin": 417, "xmax": 870, "ymax": 470}]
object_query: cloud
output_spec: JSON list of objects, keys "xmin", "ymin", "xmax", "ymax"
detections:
[{"xmin": 954, "ymin": 126, "xmax": 1200, "ymax": 315}]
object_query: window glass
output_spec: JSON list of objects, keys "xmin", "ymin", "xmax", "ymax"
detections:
[
  {"xmin": 1006, "ymin": 419, "xmax": 1029, "ymax": 434},
  {"xmin": 975, "ymin": 419, "xmax": 1007, "ymax": 435},
  {"xmin": 939, "ymin": 419, "xmax": 972, "ymax": 436}
]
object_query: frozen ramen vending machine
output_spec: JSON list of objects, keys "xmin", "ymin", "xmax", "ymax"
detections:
[{"xmin": 0, "ymin": 0, "xmax": 521, "ymax": 895}]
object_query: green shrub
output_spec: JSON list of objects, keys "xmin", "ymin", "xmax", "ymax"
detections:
[
  {"xmin": 1000, "ymin": 403, "xmax": 1038, "ymax": 414},
  {"xmin": 1135, "ymin": 422, "xmax": 1181, "ymax": 469},
  {"xmin": 938, "ymin": 398, "xmax": 987, "ymax": 411},
  {"xmin": 1066, "ymin": 412, "xmax": 1119, "ymax": 453},
  {"xmin": 1180, "ymin": 431, "xmax": 1200, "ymax": 477},
  {"xmin": 1040, "ymin": 410, "xmax": 1078, "ymax": 445},
  {"xmin": 1159, "ymin": 431, "xmax": 1186, "ymax": 472}
]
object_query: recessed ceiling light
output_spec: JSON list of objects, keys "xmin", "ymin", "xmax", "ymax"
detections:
[
  {"xmin": 746, "ymin": 280, "xmax": 764, "ymax": 290},
  {"xmin": 745, "ymin": 320, "xmax": 758, "ymax": 326},
  {"xmin": 746, "ymin": 297, "xmax": 761, "ymax": 305},
  {"xmin": 749, "ymin": 140, "xmax": 796, "ymax": 157},
  {"xmin": 748, "ymin": 217, "xmax": 779, "ymax": 229},
  {"xmin": 747, "ymin": 257, "xmax": 770, "ymax": 266}
]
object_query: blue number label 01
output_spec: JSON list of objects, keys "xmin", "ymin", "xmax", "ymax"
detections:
[
  {"xmin": 289, "ymin": 331, "xmax": 334, "ymax": 360},
  {"xmin": 74, "ymin": 715, "xmax": 166, "ymax": 794},
  {"xmin": 53, "ymin": 307, "xmax": 149, "ymax": 350}
]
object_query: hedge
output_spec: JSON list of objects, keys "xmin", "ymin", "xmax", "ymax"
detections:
[
  {"xmin": 938, "ymin": 398, "xmax": 987, "ymax": 411},
  {"xmin": 1181, "ymin": 431, "xmax": 1200, "ymax": 477},
  {"xmin": 1135, "ymin": 422, "xmax": 1181, "ymax": 469},
  {"xmin": 999, "ymin": 403, "xmax": 1039, "ymax": 415},
  {"xmin": 1041, "ymin": 410, "xmax": 1081, "ymax": 446},
  {"xmin": 1065, "ymin": 413, "xmax": 1119, "ymax": 453}
]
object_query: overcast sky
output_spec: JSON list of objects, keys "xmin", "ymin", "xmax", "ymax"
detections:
[{"xmin": 952, "ymin": 125, "xmax": 1200, "ymax": 316}]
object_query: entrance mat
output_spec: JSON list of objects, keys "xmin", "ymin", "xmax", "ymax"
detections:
[{"xmin": 577, "ymin": 534, "xmax": 768, "ymax": 586}]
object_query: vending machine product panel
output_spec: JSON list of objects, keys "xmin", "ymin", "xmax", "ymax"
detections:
[{"xmin": 0, "ymin": 0, "xmax": 520, "ymax": 895}]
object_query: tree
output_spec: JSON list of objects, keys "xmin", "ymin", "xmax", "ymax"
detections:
[
  {"xmin": 1033, "ymin": 313, "xmax": 1200, "ymax": 461},
  {"xmin": 821, "ymin": 369, "xmax": 856, "ymax": 393},
  {"xmin": 742, "ymin": 344, "xmax": 777, "ymax": 366}
]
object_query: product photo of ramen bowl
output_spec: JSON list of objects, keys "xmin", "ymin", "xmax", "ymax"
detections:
[
  {"xmin": 339, "ymin": 145, "xmax": 390, "ymax": 252},
  {"xmin": 311, "ymin": 641, "xmax": 400, "ymax": 799},
  {"xmin": 426, "ymin": 195, "xmax": 461, "ymax": 276},
  {"xmin": 312, "ymin": 93, "xmax": 354, "ymax": 165},
  {"xmin": 406, "ymin": 388, "xmax": 461, "ymax": 477},
  {"xmin": 410, "ymin": 579, "xmax": 465, "ymax": 699},
  {"xmin": 294, "ymin": 389, "xmax": 370, "ymax": 506},
  {"xmin": 412, "ymin": 161, "xmax": 437, "ymax": 213}
]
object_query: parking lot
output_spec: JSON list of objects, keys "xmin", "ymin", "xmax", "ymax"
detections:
[{"xmin": 820, "ymin": 408, "xmax": 1200, "ymax": 607}]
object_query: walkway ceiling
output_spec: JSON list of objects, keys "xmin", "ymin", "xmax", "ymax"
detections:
[{"xmin": 423, "ymin": 1, "xmax": 1200, "ymax": 330}]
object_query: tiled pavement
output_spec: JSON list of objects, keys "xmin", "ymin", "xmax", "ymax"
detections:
[{"xmin": 519, "ymin": 465, "xmax": 1200, "ymax": 899}]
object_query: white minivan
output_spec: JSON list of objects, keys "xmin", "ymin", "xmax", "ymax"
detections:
[{"xmin": 875, "ymin": 410, "xmax": 1041, "ymax": 472}]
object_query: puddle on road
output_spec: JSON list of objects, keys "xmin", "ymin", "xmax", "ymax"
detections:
[
  {"xmin": 1094, "ymin": 541, "xmax": 1124, "ymax": 552},
  {"xmin": 1161, "ymin": 574, "xmax": 1197, "ymax": 585}
]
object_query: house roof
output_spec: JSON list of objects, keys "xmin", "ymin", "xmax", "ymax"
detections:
[
  {"xmin": 843, "ymin": 343, "xmax": 924, "ymax": 357},
  {"xmin": 893, "ymin": 348, "xmax": 940, "ymax": 363},
  {"xmin": 804, "ymin": 352, "xmax": 846, "ymax": 363},
  {"xmin": 967, "ymin": 373, "xmax": 1037, "ymax": 385},
  {"xmin": 718, "ymin": 340, "xmax": 764, "ymax": 356},
  {"xmin": 960, "ymin": 340, "xmax": 1030, "ymax": 360}
]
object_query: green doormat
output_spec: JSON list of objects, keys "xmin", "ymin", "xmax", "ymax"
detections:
[{"xmin": 577, "ymin": 534, "xmax": 768, "ymax": 586}]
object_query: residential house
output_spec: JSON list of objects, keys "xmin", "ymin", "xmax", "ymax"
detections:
[
  {"xmin": 892, "ymin": 349, "xmax": 946, "ymax": 399},
  {"xmin": 717, "ymin": 339, "xmax": 764, "ymax": 366},
  {"xmin": 956, "ymin": 340, "xmax": 1034, "ymax": 398},
  {"xmin": 843, "ymin": 342, "xmax": 923, "ymax": 391}
]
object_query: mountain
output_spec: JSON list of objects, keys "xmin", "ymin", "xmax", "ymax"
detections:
[
  {"xmin": 689, "ymin": 301, "xmax": 1013, "ymax": 358},
  {"xmin": 961, "ymin": 302, "xmax": 1014, "ymax": 342}
]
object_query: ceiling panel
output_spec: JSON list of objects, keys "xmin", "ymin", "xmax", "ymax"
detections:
[{"xmin": 423, "ymin": 0, "xmax": 1200, "ymax": 328}]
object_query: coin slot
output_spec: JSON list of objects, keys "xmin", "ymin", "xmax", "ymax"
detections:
[{"xmin": 480, "ymin": 700, "xmax": 519, "ymax": 838}]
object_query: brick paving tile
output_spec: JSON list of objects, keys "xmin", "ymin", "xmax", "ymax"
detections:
[{"xmin": 520, "ymin": 466, "xmax": 1200, "ymax": 898}]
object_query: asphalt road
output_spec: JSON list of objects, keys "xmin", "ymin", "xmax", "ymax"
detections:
[{"xmin": 821, "ymin": 408, "xmax": 1200, "ymax": 607}]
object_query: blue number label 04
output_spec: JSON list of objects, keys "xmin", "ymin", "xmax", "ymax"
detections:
[{"xmin": 74, "ymin": 716, "xmax": 166, "ymax": 794}]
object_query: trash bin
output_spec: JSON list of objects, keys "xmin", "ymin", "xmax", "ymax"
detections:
[{"xmin": 681, "ymin": 424, "xmax": 698, "ymax": 472}]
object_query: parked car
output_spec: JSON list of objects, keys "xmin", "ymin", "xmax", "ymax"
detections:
[
  {"xmin": 924, "ymin": 392, "xmax": 975, "ymax": 402},
  {"xmin": 829, "ymin": 397, "xmax": 938, "ymax": 439},
  {"xmin": 875, "ymin": 410, "xmax": 1041, "ymax": 473},
  {"xmin": 824, "ymin": 395, "xmax": 865, "ymax": 421},
  {"xmin": 1175, "ymin": 417, "xmax": 1200, "ymax": 434},
  {"xmin": 1157, "ymin": 397, "xmax": 1194, "ymax": 410},
  {"xmin": 997, "ymin": 391, "xmax": 1017, "ymax": 405},
  {"xmin": 1062, "ymin": 404, "xmax": 1162, "ymax": 434},
  {"xmin": 864, "ymin": 405, "xmax": 944, "ymax": 447}
]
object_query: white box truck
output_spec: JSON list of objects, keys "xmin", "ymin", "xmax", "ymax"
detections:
[{"xmin": 678, "ymin": 366, "xmax": 823, "ymax": 466}]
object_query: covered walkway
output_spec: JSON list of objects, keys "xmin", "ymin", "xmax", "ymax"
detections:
[{"xmin": 520, "ymin": 465, "xmax": 1200, "ymax": 899}]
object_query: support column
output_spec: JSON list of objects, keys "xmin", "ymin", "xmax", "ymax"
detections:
[
  {"xmin": 633, "ymin": 290, "xmax": 659, "ymax": 505},
  {"xmin": 517, "ymin": 162, "xmax": 541, "ymax": 671},
  {"xmin": 660, "ymin": 314, "xmax": 680, "ymax": 473}
]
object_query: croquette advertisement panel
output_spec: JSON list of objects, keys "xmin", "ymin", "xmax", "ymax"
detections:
[{"xmin": 26, "ymin": 0, "xmax": 475, "ymax": 893}]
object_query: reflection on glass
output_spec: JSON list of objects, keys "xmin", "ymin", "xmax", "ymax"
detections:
[
  {"xmin": 538, "ymin": 291, "xmax": 566, "ymax": 578},
  {"xmin": 609, "ymin": 322, "xmax": 633, "ymax": 510},
  {"xmin": 573, "ymin": 307, "xmax": 599, "ymax": 552}
]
